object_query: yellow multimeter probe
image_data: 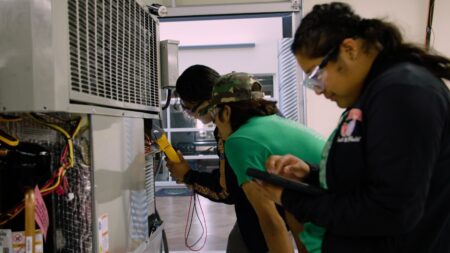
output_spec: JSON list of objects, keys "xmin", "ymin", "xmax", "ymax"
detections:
[{"xmin": 152, "ymin": 126, "xmax": 181, "ymax": 163}]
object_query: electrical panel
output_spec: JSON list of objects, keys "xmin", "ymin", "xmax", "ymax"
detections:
[
  {"xmin": 160, "ymin": 40, "xmax": 180, "ymax": 88},
  {"xmin": 0, "ymin": 114, "xmax": 163, "ymax": 252},
  {"xmin": 0, "ymin": 114, "xmax": 94, "ymax": 252}
]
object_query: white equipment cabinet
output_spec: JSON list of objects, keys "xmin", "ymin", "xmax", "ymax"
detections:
[{"xmin": 0, "ymin": 0, "xmax": 164, "ymax": 252}]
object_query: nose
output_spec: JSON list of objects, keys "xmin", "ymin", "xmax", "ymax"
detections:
[{"xmin": 313, "ymin": 86, "xmax": 324, "ymax": 95}]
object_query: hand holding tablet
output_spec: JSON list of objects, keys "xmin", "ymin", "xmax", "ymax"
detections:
[{"xmin": 247, "ymin": 168, "xmax": 325, "ymax": 195}]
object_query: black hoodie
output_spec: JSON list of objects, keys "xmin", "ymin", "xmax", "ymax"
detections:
[{"xmin": 282, "ymin": 52, "xmax": 450, "ymax": 253}]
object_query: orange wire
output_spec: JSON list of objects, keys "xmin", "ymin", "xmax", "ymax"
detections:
[
  {"xmin": 0, "ymin": 165, "xmax": 68, "ymax": 226},
  {"xmin": 0, "ymin": 115, "xmax": 82, "ymax": 226}
]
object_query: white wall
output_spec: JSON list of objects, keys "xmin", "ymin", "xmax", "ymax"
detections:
[
  {"xmin": 158, "ymin": 1, "xmax": 450, "ymax": 137},
  {"xmin": 160, "ymin": 18, "xmax": 283, "ymax": 100},
  {"xmin": 302, "ymin": 0, "xmax": 434, "ymax": 137},
  {"xmin": 433, "ymin": 0, "xmax": 450, "ymax": 88},
  {"xmin": 160, "ymin": 17, "xmax": 282, "ymax": 75},
  {"xmin": 433, "ymin": 0, "xmax": 450, "ymax": 58}
]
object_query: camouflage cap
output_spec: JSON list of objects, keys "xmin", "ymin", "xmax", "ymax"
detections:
[{"xmin": 210, "ymin": 72, "xmax": 265, "ymax": 106}]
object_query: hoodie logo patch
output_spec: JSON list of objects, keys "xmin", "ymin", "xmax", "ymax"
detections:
[{"xmin": 337, "ymin": 108, "xmax": 363, "ymax": 143}]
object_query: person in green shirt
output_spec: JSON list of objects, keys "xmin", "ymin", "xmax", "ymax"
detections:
[{"xmin": 208, "ymin": 72, "xmax": 326, "ymax": 253}]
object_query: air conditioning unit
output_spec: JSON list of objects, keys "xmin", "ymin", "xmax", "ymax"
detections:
[
  {"xmin": 0, "ymin": 0, "xmax": 160, "ymax": 118},
  {"xmin": 0, "ymin": 1, "xmax": 164, "ymax": 252}
]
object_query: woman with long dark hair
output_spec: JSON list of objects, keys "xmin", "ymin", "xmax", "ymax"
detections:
[{"xmin": 257, "ymin": 2, "xmax": 450, "ymax": 253}]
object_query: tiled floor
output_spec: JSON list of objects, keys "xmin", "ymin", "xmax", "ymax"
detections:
[
  {"xmin": 156, "ymin": 188, "xmax": 301, "ymax": 253},
  {"xmin": 155, "ymin": 194, "xmax": 235, "ymax": 252}
]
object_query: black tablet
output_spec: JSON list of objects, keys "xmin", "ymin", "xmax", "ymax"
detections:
[{"xmin": 247, "ymin": 168, "xmax": 326, "ymax": 195}]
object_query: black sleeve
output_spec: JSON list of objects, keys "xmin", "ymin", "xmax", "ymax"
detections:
[
  {"xmin": 303, "ymin": 162, "xmax": 320, "ymax": 186},
  {"xmin": 281, "ymin": 84, "xmax": 447, "ymax": 236},
  {"xmin": 184, "ymin": 169, "xmax": 234, "ymax": 204},
  {"xmin": 183, "ymin": 128, "xmax": 233, "ymax": 204}
]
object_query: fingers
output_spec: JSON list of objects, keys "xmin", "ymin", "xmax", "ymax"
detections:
[
  {"xmin": 266, "ymin": 154, "xmax": 311, "ymax": 181},
  {"xmin": 176, "ymin": 150, "xmax": 185, "ymax": 162},
  {"xmin": 265, "ymin": 155, "xmax": 282, "ymax": 173},
  {"xmin": 166, "ymin": 151, "xmax": 184, "ymax": 173},
  {"xmin": 165, "ymin": 150, "xmax": 184, "ymax": 165},
  {"xmin": 266, "ymin": 154, "xmax": 299, "ymax": 174},
  {"xmin": 166, "ymin": 153, "xmax": 191, "ymax": 182}
]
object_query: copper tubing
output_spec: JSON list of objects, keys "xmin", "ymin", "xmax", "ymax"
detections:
[
  {"xmin": 0, "ymin": 149, "xmax": 8, "ymax": 156},
  {"xmin": 24, "ymin": 188, "xmax": 35, "ymax": 253}
]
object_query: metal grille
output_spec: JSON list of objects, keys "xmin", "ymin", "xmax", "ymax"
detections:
[
  {"xmin": 278, "ymin": 38, "xmax": 305, "ymax": 123},
  {"xmin": 0, "ymin": 114, "xmax": 93, "ymax": 252},
  {"xmin": 68, "ymin": 0, "xmax": 159, "ymax": 109},
  {"xmin": 145, "ymin": 155, "xmax": 155, "ymax": 215},
  {"xmin": 54, "ymin": 149, "xmax": 93, "ymax": 253}
]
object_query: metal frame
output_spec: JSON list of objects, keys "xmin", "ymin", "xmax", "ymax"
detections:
[
  {"xmin": 166, "ymin": 1, "xmax": 300, "ymax": 17},
  {"xmin": 291, "ymin": 10, "xmax": 307, "ymax": 124}
]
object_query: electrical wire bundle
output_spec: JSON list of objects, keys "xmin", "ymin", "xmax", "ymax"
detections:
[
  {"xmin": 148, "ymin": 111, "xmax": 209, "ymax": 252},
  {"xmin": 184, "ymin": 193, "xmax": 207, "ymax": 251},
  {"xmin": 145, "ymin": 134, "xmax": 154, "ymax": 155},
  {"xmin": 0, "ymin": 115, "xmax": 21, "ymax": 146},
  {"xmin": 0, "ymin": 113, "xmax": 83, "ymax": 226}
]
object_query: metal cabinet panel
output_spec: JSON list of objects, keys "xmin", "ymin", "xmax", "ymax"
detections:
[{"xmin": 91, "ymin": 115, "xmax": 150, "ymax": 253}]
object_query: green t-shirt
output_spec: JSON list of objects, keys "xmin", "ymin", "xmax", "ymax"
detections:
[
  {"xmin": 225, "ymin": 115, "xmax": 324, "ymax": 185},
  {"xmin": 224, "ymin": 114, "xmax": 326, "ymax": 253}
]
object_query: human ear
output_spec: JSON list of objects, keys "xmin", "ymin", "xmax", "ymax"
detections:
[
  {"xmin": 223, "ymin": 105, "xmax": 231, "ymax": 123},
  {"xmin": 340, "ymin": 38, "xmax": 359, "ymax": 61}
]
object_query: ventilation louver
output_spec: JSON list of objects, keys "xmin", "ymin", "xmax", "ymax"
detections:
[{"xmin": 68, "ymin": 0, "xmax": 159, "ymax": 111}]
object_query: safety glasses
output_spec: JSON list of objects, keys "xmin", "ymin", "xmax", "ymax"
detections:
[
  {"xmin": 179, "ymin": 99, "xmax": 213, "ymax": 119},
  {"xmin": 179, "ymin": 100, "xmax": 203, "ymax": 115},
  {"xmin": 302, "ymin": 46, "xmax": 339, "ymax": 93}
]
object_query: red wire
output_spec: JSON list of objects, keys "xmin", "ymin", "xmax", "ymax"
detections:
[
  {"xmin": 183, "ymin": 194, "xmax": 208, "ymax": 251},
  {"xmin": 184, "ymin": 194, "xmax": 194, "ymax": 247},
  {"xmin": 0, "ymin": 167, "xmax": 65, "ymax": 225},
  {"xmin": 1, "ymin": 116, "xmax": 75, "ymax": 225},
  {"xmin": 60, "ymin": 144, "xmax": 69, "ymax": 165},
  {"xmin": 195, "ymin": 196, "xmax": 207, "ymax": 251}
]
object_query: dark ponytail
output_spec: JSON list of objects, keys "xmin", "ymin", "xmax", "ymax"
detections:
[
  {"xmin": 358, "ymin": 18, "xmax": 450, "ymax": 80},
  {"xmin": 217, "ymin": 100, "xmax": 278, "ymax": 132},
  {"xmin": 292, "ymin": 2, "xmax": 450, "ymax": 80}
]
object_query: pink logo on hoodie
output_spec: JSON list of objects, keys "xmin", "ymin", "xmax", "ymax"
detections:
[{"xmin": 341, "ymin": 109, "xmax": 363, "ymax": 137}]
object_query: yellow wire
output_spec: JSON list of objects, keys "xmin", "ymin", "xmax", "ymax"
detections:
[
  {"xmin": 28, "ymin": 114, "xmax": 70, "ymax": 139},
  {"xmin": 71, "ymin": 118, "xmax": 83, "ymax": 139},
  {"xmin": 0, "ymin": 117, "xmax": 22, "ymax": 122},
  {"xmin": 0, "ymin": 134, "xmax": 19, "ymax": 146},
  {"xmin": 45, "ymin": 122, "xmax": 70, "ymax": 139},
  {"xmin": 67, "ymin": 118, "xmax": 83, "ymax": 167},
  {"xmin": 1, "ymin": 115, "xmax": 82, "ymax": 226},
  {"xmin": 28, "ymin": 113, "xmax": 79, "ymax": 167},
  {"xmin": 40, "ymin": 167, "xmax": 65, "ymax": 194},
  {"xmin": 68, "ymin": 139, "xmax": 74, "ymax": 167},
  {"xmin": 0, "ymin": 206, "xmax": 24, "ymax": 226},
  {"xmin": 0, "ymin": 166, "xmax": 69, "ymax": 226}
]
